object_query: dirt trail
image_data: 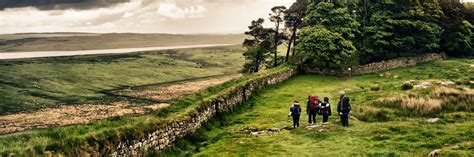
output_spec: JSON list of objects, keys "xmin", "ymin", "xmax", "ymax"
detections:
[
  {"xmin": 0, "ymin": 102, "xmax": 169, "ymax": 135},
  {"xmin": 117, "ymin": 74, "xmax": 241, "ymax": 102},
  {"xmin": 0, "ymin": 74, "xmax": 241, "ymax": 135}
]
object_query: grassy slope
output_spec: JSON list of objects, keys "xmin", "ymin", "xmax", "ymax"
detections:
[
  {"xmin": 0, "ymin": 46, "xmax": 244, "ymax": 115},
  {"xmin": 0, "ymin": 65, "xmax": 294, "ymax": 155},
  {"xmin": 162, "ymin": 59, "xmax": 474, "ymax": 156},
  {"xmin": 0, "ymin": 33, "xmax": 246, "ymax": 52}
]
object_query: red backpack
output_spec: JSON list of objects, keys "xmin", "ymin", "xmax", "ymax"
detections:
[{"xmin": 309, "ymin": 96, "xmax": 319, "ymax": 109}]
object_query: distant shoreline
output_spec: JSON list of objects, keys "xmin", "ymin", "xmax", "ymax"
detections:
[
  {"xmin": 0, "ymin": 44, "xmax": 238, "ymax": 60},
  {"xmin": 0, "ymin": 32, "xmax": 245, "ymax": 36}
]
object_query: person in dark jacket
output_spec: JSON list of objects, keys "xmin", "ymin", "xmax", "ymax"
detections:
[
  {"xmin": 290, "ymin": 100, "xmax": 302, "ymax": 128},
  {"xmin": 319, "ymin": 97, "xmax": 331, "ymax": 124},
  {"xmin": 307, "ymin": 96, "xmax": 319, "ymax": 125},
  {"xmin": 337, "ymin": 95, "xmax": 351, "ymax": 127}
]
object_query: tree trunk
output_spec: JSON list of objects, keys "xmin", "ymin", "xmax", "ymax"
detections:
[
  {"xmin": 274, "ymin": 22, "xmax": 280, "ymax": 67},
  {"xmin": 292, "ymin": 35, "xmax": 297, "ymax": 57},
  {"xmin": 255, "ymin": 51, "xmax": 261, "ymax": 72},
  {"xmin": 362, "ymin": 0, "xmax": 368, "ymax": 29},
  {"xmin": 285, "ymin": 29, "xmax": 296, "ymax": 62}
]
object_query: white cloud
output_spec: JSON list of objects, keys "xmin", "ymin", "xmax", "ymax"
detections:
[
  {"xmin": 122, "ymin": 12, "xmax": 134, "ymax": 18},
  {"xmin": 0, "ymin": 0, "xmax": 296, "ymax": 34},
  {"xmin": 156, "ymin": 2, "xmax": 207, "ymax": 19}
]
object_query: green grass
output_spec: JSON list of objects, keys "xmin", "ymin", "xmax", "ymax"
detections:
[
  {"xmin": 160, "ymin": 59, "xmax": 474, "ymax": 156},
  {"xmin": 0, "ymin": 46, "xmax": 245, "ymax": 115},
  {"xmin": 0, "ymin": 64, "xmax": 295, "ymax": 155}
]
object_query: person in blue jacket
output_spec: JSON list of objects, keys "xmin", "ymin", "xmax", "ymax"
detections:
[{"xmin": 290, "ymin": 100, "xmax": 302, "ymax": 128}]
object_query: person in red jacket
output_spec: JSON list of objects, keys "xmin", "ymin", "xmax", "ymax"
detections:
[{"xmin": 306, "ymin": 96, "xmax": 320, "ymax": 125}]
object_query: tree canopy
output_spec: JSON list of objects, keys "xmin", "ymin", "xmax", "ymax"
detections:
[
  {"xmin": 241, "ymin": 0, "xmax": 473, "ymax": 73},
  {"xmin": 296, "ymin": 26, "xmax": 356, "ymax": 67},
  {"xmin": 295, "ymin": 2, "xmax": 358, "ymax": 68},
  {"xmin": 305, "ymin": 2, "xmax": 360, "ymax": 40}
]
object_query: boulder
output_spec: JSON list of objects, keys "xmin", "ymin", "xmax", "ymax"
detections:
[
  {"xmin": 250, "ymin": 131, "xmax": 259, "ymax": 136},
  {"xmin": 414, "ymin": 81, "xmax": 432, "ymax": 89},
  {"xmin": 269, "ymin": 128, "xmax": 281, "ymax": 132},
  {"xmin": 427, "ymin": 118, "xmax": 439, "ymax": 123},
  {"xmin": 440, "ymin": 80, "xmax": 455, "ymax": 86}
]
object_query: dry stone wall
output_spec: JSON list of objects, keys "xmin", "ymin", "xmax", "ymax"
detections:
[
  {"xmin": 350, "ymin": 53, "xmax": 446, "ymax": 75},
  {"xmin": 110, "ymin": 68, "xmax": 296, "ymax": 156},
  {"xmin": 302, "ymin": 53, "xmax": 446, "ymax": 76}
]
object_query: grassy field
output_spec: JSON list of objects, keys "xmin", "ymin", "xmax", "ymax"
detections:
[
  {"xmin": 0, "ymin": 65, "xmax": 294, "ymax": 155},
  {"xmin": 0, "ymin": 45, "xmax": 244, "ymax": 115},
  {"xmin": 161, "ymin": 59, "xmax": 474, "ymax": 156},
  {"xmin": 0, "ymin": 33, "xmax": 246, "ymax": 52}
]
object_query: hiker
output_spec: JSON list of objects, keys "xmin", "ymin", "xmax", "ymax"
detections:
[
  {"xmin": 307, "ymin": 96, "xmax": 319, "ymax": 125},
  {"xmin": 337, "ymin": 95, "xmax": 352, "ymax": 127},
  {"xmin": 290, "ymin": 100, "xmax": 302, "ymax": 128},
  {"xmin": 319, "ymin": 97, "xmax": 331, "ymax": 124}
]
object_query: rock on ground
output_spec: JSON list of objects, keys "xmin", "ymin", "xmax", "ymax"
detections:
[{"xmin": 428, "ymin": 149, "xmax": 441, "ymax": 157}]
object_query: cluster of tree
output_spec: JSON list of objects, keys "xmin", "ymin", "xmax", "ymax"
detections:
[
  {"xmin": 242, "ymin": 0, "xmax": 474, "ymax": 73},
  {"xmin": 242, "ymin": 0, "xmax": 308, "ymax": 73},
  {"xmin": 357, "ymin": 0, "xmax": 445, "ymax": 63},
  {"xmin": 440, "ymin": 1, "xmax": 474, "ymax": 57}
]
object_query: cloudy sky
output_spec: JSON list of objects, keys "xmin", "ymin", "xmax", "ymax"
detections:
[{"xmin": 0, "ymin": 0, "xmax": 295, "ymax": 34}]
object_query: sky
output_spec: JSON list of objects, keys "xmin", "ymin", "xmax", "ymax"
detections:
[{"xmin": 0, "ymin": 0, "xmax": 295, "ymax": 34}]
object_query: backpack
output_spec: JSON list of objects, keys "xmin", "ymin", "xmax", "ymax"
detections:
[
  {"xmin": 291, "ymin": 104, "xmax": 301, "ymax": 116},
  {"xmin": 319, "ymin": 102, "xmax": 330, "ymax": 115},
  {"xmin": 309, "ymin": 96, "xmax": 319, "ymax": 110},
  {"xmin": 341, "ymin": 97, "xmax": 351, "ymax": 113}
]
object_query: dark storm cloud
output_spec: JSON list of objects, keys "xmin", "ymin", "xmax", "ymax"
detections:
[{"xmin": 0, "ymin": 0, "xmax": 131, "ymax": 11}]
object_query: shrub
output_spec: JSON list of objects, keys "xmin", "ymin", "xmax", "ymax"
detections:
[
  {"xmin": 354, "ymin": 107, "xmax": 391, "ymax": 122},
  {"xmin": 370, "ymin": 85, "xmax": 381, "ymax": 91},
  {"xmin": 382, "ymin": 72, "xmax": 393, "ymax": 78},
  {"xmin": 401, "ymin": 81, "xmax": 414, "ymax": 90}
]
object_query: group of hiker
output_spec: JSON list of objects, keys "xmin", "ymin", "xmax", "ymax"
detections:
[{"xmin": 289, "ymin": 94, "xmax": 352, "ymax": 128}]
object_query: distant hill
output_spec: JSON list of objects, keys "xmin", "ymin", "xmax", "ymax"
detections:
[{"xmin": 0, "ymin": 33, "xmax": 247, "ymax": 52}]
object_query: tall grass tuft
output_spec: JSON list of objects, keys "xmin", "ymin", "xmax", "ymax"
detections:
[
  {"xmin": 377, "ymin": 87, "xmax": 473, "ymax": 116},
  {"xmin": 381, "ymin": 95, "xmax": 442, "ymax": 113},
  {"xmin": 432, "ymin": 87, "xmax": 474, "ymax": 98},
  {"xmin": 354, "ymin": 107, "xmax": 392, "ymax": 122},
  {"xmin": 432, "ymin": 87, "xmax": 474, "ymax": 112}
]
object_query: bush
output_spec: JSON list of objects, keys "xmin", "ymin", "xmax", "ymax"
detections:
[
  {"xmin": 401, "ymin": 82, "xmax": 414, "ymax": 90},
  {"xmin": 370, "ymin": 85, "xmax": 381, "ymax": 91},
  {"xmin": 354, "ymin": 107, "xmax": 391, "ymax": 122}
]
